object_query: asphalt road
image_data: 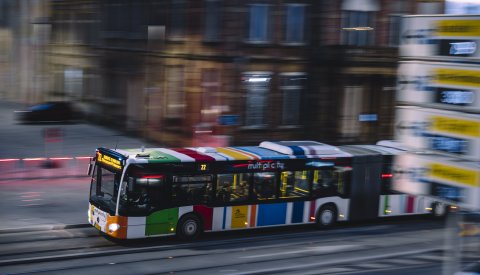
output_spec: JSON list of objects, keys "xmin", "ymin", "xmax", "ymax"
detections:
[{"xmin": 0, "ymin": 216, "xmax": 477, "ymax": 275}]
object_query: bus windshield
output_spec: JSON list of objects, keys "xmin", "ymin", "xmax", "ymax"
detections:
[{"xmin": 90, "ymin": 165, "xmax": 121, "ymax": 214}]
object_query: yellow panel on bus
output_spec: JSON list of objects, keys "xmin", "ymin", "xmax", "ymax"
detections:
[{"xmin": 231, "ymin": 206, "xmax": 249, "ymax": 229}]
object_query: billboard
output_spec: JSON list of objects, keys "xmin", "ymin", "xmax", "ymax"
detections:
[
  {"xmin": 400, "ymin": 15, "xmax": 480, "ymax": 61},
  {"xmin": 397, "ymin": 61, "xmax": 480, "ymax": 113},
  {"xmin": 393, "ymin": 152, "xmax": 480, "ymax": 211},
  {"xmin": 395, "ymin": 106, "xmax": 480, "ymax": 161}
]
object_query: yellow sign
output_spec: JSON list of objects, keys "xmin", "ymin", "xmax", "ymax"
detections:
[
  {"xmin": 430, "ymin": 116, "xmax": 480, "ymax": 138},
  {"xmin": 434, "ymin": 68, "xmax": 480, "ymax": 88},
  {"xmin": 231, "ymin": 206, "xmax": 248, "ymax": 229},
  {"xmin": 97, "ymin": 152, "xmax": 123, "ymax": 170},
  {"xmin": 436, "ymin": 20, "xmax": 480, "ymax": 36},
  {"xmin": 429, "ymin": 163, "xmax": 479, "ymax": 187},
  {"xmin": 459, "ymin": 223, "xmax": 480, "ymax": 237}
]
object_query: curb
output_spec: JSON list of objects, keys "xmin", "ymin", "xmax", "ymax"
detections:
[
  {"xmin": 0, "ymin": 223, "xmax": 91, "ymax": 234},
  {"xmin": 0, "ymin": 175, "xmax": 89, "ymax": 181}
]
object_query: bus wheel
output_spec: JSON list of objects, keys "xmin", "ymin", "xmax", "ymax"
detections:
[
  {"xmin": 432, "ymin": 202, "xmax": 447, "ymax": 219},
  {"xmin": 315, "ymin": 205, "xmax": 337, "ymax": 229},
  {"xmin": 176, "ymin": 214, "xmax": 202, "ymax": 241}
]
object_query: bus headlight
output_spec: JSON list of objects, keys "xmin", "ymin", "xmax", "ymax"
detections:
[{"xmin": 108, "ymin": 223, "xmax": 120, "ymax": 233}]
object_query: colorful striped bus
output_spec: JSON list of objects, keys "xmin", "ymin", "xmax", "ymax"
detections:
[{"xmin": 87, "ymin": 140, "xmax": 446, "ymax": 240}]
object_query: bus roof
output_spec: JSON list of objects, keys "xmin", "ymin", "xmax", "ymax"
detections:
[{"xmin": 99, "ymin": 141, "xmax": 353, "ymax": 165}]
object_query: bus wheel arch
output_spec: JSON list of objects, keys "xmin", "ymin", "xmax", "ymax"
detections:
[
  {"xmin": 315, "ymin": 203, "xmax": 338, "ymax": 229},
  {"xmin": 176, "ymin": 213, "xmax": 203, "ymax": 241}
]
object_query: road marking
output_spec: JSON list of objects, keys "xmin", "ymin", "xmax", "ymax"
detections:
[
  {"xmin": 21, "ymin": 199, "xmax": 43, "ymax": 202},
  {"xmin": 410, "ymin": 254, "xmax": 447, "ymax": 261},
  {"xmin": 382, "ymin": 258, "xmax": 427, "ymax": 265},
  {"xmin": 355, "ymin": 262, "xmax": 393, "ymax": 269},
  {"xmin": 240, "ymin": 244, "xmax": 361, "ymax": 258}
]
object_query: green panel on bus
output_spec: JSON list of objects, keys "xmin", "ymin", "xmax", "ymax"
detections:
[
  {"xmin": 124, "ymin": 149, "xmax": 181, "ymax": 163},
  {"xmin": 147, "ymin": 151, "xmax": 181, "ymax": 163},
  {"xmin": 145, "ymin": 208, "xmax": 179, "ymax": 236}
]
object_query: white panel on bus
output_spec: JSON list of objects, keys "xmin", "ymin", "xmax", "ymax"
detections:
[{"xmin": 395, "ymin": 106, "xmax": 480, "ymax": 161}]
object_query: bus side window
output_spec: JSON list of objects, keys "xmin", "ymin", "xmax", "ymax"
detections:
[
  {"xmin": 171, "ymin": 175, "xmax": 213, "ymax": 206},
  {"xmin": 216, "ymin": 173, "xmax": 252, "ymax": 204},
  {"xmin": 312, "ymin": 169, "xmax": 335, "ymax": 197},
  {"xmin": 312, "ymin": 167, "xmax": 351, "ymax": 198},
  {"xmin": 216, "ymin": 174, "xmax": 234, "ymax": 203},
  {"xmin": 253, "ymin": 172, "xmax": 276, "ymax": 200},
  {"xmin": 334, "ymin": 167, "xmax": 351, "ymax": 197},
  {"xmin": 280, "ymin": 171, "xmax": 309, "ymax": 199}
]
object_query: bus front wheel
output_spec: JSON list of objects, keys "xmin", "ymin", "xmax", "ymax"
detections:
[
  {"xmin": 315, "ymin": 205, "xmax": 337, "ymax": 229},
  {"xmin": 176, "ymin": 214, "xmax": 202, "ymax": 241}
]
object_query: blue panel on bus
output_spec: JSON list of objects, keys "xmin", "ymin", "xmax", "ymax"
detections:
[
  {"xmin": 235, "ymin": 146, "xmax": 291, "ymax": 159},
  {"xmin": 257, "ymin": 203, "xmax": 287, "ymax": 226},
  {"xmin": 291, "ymin": 201, "xmax": 304, "ymax": 223}
]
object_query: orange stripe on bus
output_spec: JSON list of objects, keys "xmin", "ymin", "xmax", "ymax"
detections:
[
  {"xmin": 215, "ymin": 147, "xmax": 254, "ymax": 160},
  {"xmin": 226, "ymin": 147, "xmax": 260, "ymax": 160}
]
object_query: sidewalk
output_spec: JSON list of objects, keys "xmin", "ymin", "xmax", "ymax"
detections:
[{"xmin": 0, "ymin": 157, "xmax": 91, "ymax": 181}]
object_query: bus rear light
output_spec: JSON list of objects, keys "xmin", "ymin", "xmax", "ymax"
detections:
[
  {"xmin": 310, "ymin": 216, "xmax": 315, "ymax": 221},
  {"xmin": 381, "ymin": 174, "xmax": 393, "ymax": 178}
]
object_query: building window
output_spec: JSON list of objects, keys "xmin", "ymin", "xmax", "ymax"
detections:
[
  {"xmin": 243, "ymin": 72, "xmax": 271, "ymax": 127},
  {"xmin": 247, "ymin": 4, "xmax": 270, "ymax": 43},
  {"xmin": 165, "ymin": 66, "xmax": 185, "ymax": 119},
  {"xmin": 340, "ymin": 85, "xmax": 362, "ymax": 137},
  {"xmin": 280, "ymin": 73, "xmax": 305, "ymax": 126},
  {"xmin": 341, "ymin": 11, "xmax": 375, "ymax": 46},
  {"xmin": 204, "ymin": 0, "xmax": 221, "ymax": 42},
  {"xmin": 389, "ymin": 0, "xmax": 407, "ymax": 47},
  {"xmin": 284, "ymin": 4, "xmax": 306, "ymax": 44},
  {"xmin": 169, "ymin": 0, "xmax": 186, "ymax": 38},
  {"xmin": 388, "ymin": 15, "xmax": 402, "ymax": 46},
  {"xmin": 201, "ymin": 69, "xmax": 222, "ymax": 123}
]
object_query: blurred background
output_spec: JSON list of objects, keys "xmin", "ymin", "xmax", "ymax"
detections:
[
  {"xmin": 0, "ymin": 1, "xmax": 479, "ymax": 275},
  {"xmin": 0, "ymin": 0, "xmax": 476, "ymax": 148}
]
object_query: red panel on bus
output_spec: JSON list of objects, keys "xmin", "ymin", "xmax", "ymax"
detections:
[
  {"xmin": 406, "ymin": 195, "xmax": 415, "ymax": 213},
  {"xmin": 193, "ymin": 205, "xmax": 213, "ymax": 231},
  {"xmin": 309, "ymin": 200, "xmax": 316, "ymax": 221},
  {"xmin": 171, "ymin": 148, "xmax": 216, "ymax": 162}
]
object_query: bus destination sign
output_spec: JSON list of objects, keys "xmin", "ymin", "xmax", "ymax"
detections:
[{"xmin": 97, "ymin": 152, "xmax": 123, "ymax": 170}]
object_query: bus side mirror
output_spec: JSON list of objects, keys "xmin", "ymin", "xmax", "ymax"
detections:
[{"xmin": 87, "ymin": 163, "xmax": 93, "ymax": 176}]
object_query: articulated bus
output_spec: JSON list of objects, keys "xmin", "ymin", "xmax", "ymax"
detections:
[{"xmin": 88, "ymin": 140, "xmax": 446, "ymax": 240}]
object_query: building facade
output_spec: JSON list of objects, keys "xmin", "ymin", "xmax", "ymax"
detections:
[{"xmin": 2, "ymin": 0, "xmax": 446, "ymax": 147}]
